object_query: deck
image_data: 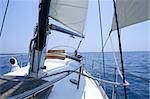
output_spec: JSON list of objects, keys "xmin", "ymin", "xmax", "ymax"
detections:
[
  {"xmin": 0, "ymin": 58, "xmax": 108, "ymax": 99},
  {"xmin": 0, "ymin": 76, "xmax": 53, "ymax": 99}
]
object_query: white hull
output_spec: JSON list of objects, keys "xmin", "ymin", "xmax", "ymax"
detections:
[{"xmin": 3, "ymin": 58, "xmax": 108, "ymax": 99}]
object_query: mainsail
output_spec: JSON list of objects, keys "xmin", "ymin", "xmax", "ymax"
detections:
[
  {"xmin": 49, "ymin": 0, "xmax": 88, "ymax": 35},
  {"xmin": 112, "ymin": 0, "xmax": 150, "ymax": 31}
]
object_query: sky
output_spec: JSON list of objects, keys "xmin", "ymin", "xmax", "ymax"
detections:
[{"xmin": 0, "ymin": 0, "xmax": 149, "ymax": 53}]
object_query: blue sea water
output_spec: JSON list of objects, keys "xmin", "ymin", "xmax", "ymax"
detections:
[{"xmin": 0, "ymin": 52, "xmax": 149, "ymax": 99}]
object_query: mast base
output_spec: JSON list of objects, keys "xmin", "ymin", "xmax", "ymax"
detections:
[{"xmin": 28, "ymin": 49, "xmax": 47, "ymax": 78}]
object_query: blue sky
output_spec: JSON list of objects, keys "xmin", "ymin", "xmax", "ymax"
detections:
[{"xmin": 0, "ymin": 0, "xmax": 149, "ymax": 53}]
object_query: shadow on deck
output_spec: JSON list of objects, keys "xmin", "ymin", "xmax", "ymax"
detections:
[{"xmin": 0, "ymin": 76, "xmax": 53, "ymax": 99}]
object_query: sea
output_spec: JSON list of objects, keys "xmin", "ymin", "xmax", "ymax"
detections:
[{"xmin": 0, "ymin": 51, "xmax": 149, "ymax": 99}]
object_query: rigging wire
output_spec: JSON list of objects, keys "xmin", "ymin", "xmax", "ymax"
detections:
[
  {"xmin": 112, "ymin": 0, "xmax": 127, "ymax": 98},
  {"xmin": 97, "ymin": 0, "xmax": 105, "ymax": 82},
  {"xmin": 0, "ymin": 0, "xmax": 10, "ymax": 37},
  {"xmin": 103, "ymin": 30, "xmax": 112, "ymax": 49},
  {"xmin": 112, "ymin": 64, "xmax": 117, "ymax": 99},
  {"xmin": 76, "ymin": 40, "xmax": 82, "ymax": 51},
  {"xmin": 0, "ymin": 70, "xmax": 129, "ymax": 86},
  {"xmin": 110, "ymin": 36, "xmax": 118, "ymax": 99}
]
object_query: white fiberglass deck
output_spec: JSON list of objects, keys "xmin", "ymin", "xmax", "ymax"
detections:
[
  {"xmin": 4, "ymin": 58, "xmax": 107, "ymax": 99},
  {"xmin": 47, "ymin": 71, "xmax": 106, "ymax": 99}
]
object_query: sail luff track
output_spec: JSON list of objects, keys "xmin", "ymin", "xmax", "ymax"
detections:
[{"xmin": 36, "ymin": 0, "xmax": 51, "ymax": 51}]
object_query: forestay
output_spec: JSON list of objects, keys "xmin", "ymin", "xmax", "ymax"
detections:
[
  {"xmin": 112, "ymin": 0, "xmax": 150, "ymax": 31},
  {"xmin": 49, "ymin": 0, "xmax": 88, "ymax": 35}
]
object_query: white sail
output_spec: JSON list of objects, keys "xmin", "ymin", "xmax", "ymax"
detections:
[
  {"xmin": 112, "ymin": 0, "xmax": 150, "ymax": 31},
  {"xmin": 49, "ymin": 0, "xmax": 88, "ymax": 35}
]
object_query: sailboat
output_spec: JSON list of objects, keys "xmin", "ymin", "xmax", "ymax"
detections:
[{"xmin": 0, "ymin": 0, "xmax": 149, "ymax": 99}]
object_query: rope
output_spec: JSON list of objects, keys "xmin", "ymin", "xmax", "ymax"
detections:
[
  {"xmin": 112, "ymin": 0, "xmax": 127, "ymax": 98},
  {"xmin": 0, "ymin": 0, "xmax": 10, "ymax": 37},
  {"xmin": 110, "ymin": 36, "xmax": 129, "ymax": 85},
  {"xmin": 0, "ymin": 70, "xmax": 129, "ymax": 86}
]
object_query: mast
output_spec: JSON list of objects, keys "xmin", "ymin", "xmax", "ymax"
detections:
[{"xmin": 29, "ymin": 0, "xmax": 51, "ymax": 78}]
